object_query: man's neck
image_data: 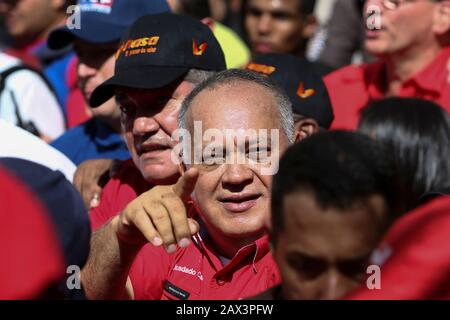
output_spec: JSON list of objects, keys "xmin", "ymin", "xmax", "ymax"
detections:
[
  {"xmin": 384, "ymin": 43, "xmax": 443, "ymax": 96},
  {"xmin": 207, "ymin": 229, "xmax": 265, "ymax": 260}
]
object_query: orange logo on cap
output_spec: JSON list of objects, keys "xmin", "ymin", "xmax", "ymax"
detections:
[
  {"xmin": 193, "ymin": 40, "xmax": 208, "ymax": 56},
  {"xmin": 246, "ymin": 63, "xmax": 276, "ymax": 76},
  {"xmin": 297, "ymin": 82, "xmax": 315, "ymax": 99}
]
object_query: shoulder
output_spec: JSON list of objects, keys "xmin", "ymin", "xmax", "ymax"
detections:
[
  {"xmin": 324, "ymin": 63, "xmax": 365, "ymax": 84},
  {"xmin": 0, "ymin": 120, "xmax": 76, "ymax": 182},
  {"xmin": 51, "ymin": 120, "xmax": 92, "ymax": 146}
]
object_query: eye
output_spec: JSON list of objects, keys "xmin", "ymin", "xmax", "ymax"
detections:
[
  {"xmin": 202, "ymin": 150, "xmax": 226, "ymax": 166},
  {"xmin": 119, "ymin": 103, "xmax": 136, "ymax": 117},
  {"xmin": 248, "ymin": 146, "xmax": 271, "ymax": 163},
  {"xmin": 338, "ymin": 255, "xmax": 371, "ymax": 280},
  {"xmin": 247, "ymin": 7, "xmax": 262, "ymax": 18},
  {"xmin": 287, "ymin": 254, "xmax": 327, "ymax": 281},
  {"xmin": 272, "ymin": 12, "xmax": 291, "ymax": 21}
]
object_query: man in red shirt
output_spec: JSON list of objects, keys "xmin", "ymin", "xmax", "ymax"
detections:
[
  {"xmin": 82, "ymin": 67, "xmax": 294, "ymax": 300},
  {"xmin": 324, "ymin": 0, "xmax": 450, "ymax": 130}
]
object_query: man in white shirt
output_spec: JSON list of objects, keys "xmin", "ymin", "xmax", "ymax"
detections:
[
  {"xmin": 0, "ymin": 119, "xmax": 75, "ymax": 181},
  {"xmin": 0, "ymin": 52, "xmax": 65, "ymax": 142}
]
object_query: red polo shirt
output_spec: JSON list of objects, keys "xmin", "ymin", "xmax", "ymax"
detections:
[
  {"xmin": 347, "ymin": 196, "xmax": 450, "ymax": 300},
  {"xmin": 324, "ymin": 47, "xmax": 450, "ymax": 130},
  {"xmin": 90, "ymin": 161, "xmax": 281, "ymax": 300},
  {"xmin": 90, "ymin": 159, "xmax": 152, "ymax": 231},
  {"xmin": 130, "ymin": 233, "xmax": 280, "ymax": 300}
]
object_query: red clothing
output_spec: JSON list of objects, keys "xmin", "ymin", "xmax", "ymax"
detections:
[
  {"xmin": 324, "ymin": 47, "xmax": 450, "ymax": 130},
  {"xmin": 90, "ymin": 159, "xmax": 152, "ymax": 231},
  {"xmin": 90, "ymin": 161, "xmax": 280, "ymax": 300},
  {"xmin": 0, "ymin": 167, "xmax": 65, "ymax": 299},
  {"xmin": 130, "ymin": 234, "xmax": 280, "ymax": 300},
  {"xmin": 347, "ymin": 196, "xmax": 450, "ymax": 300}
]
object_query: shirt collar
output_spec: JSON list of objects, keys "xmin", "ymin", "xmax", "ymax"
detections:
[{"xmin": 367, "ymin": 47, "xmax": 450, "ymax": 98}]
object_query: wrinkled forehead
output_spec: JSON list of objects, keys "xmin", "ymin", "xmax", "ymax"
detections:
[{"xmin": 186, "ymin": 82, "xmax": 282, "ymax": 133}]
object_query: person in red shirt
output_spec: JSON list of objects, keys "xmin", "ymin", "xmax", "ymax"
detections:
[
  {"xmin": 324, "ymin": 0, "xmax": 450, "ymax": 130},
  {"xmin": 0, "ymin": 167, "xmax": 65, "ymax": 299},
  {"xmin": 82, "ymin": 68, "xmax": 294, "ymax": 300},
  {"xmin": 347, "ymin": 195, "xmax": 450, "ymax": 299},
  {"xmin": 251, "ymin": 131, "xmax": 401, "ymax": 300}
]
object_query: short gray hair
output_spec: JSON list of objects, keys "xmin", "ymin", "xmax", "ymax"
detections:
[
  {"xmin": 178, "ymin": 69, "xmax": 295, "ymax": 143},
  {"xmin": 183, "ymin": 69, "xmax": 217, "ymax": 86}
]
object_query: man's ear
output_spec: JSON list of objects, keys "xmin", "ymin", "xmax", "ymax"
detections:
[
  {"xmin": 301, "ymin": 14, "xmax": 318, "ymax": 39},
  {"xmin": 433, "ymin": 1, "xmax": 450, "ymax": 36},
  {"xmin": 294, "ymin": 118, "xmax": 320, "ymax": 143},
  {"xmin": 201, "ymin": 17, "xmax": 215, "ymax": 30}
]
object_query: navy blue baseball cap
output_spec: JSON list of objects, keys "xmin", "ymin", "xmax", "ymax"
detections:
[
  {"xmin": 48, "ymin": 0, "xmax": 170, "ymax": 50},
  {"xmin": 89, "ymin": 12, "xmax": 226, "ymax": 108},
  {"xmin": 246, "ymin": 53, "xmax": 334, "ymax": 129}
]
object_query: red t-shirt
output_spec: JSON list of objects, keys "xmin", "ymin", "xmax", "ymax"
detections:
[
  {"xmin": 347, "ymin": 196, "xmax": 450, "ymax": 300},
  {"xmin": 90, "ymin": 161, "xmax": 281, "ymax": 300},
  {"xmin": 324, "ymin": 47, "xmax": 450, "ymax": 130}
]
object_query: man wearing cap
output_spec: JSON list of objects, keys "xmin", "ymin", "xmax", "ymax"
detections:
[
  {"xmin": 82, "ymin": 68, "xmax": 291, "ymax": 300},
  {"xmin": 48, "ymin": 0, "xmax": 169, "ymax": 166},
  {"xmin": 84, "ymin": 12, "xmax": 225, "ymax": 224},
  {"xmin": 247, "ymin": 53, "xmax": 334, "ymax": 141},
  {"xmin": 324, "ymin": 0, "xmax": 450, "ymax": 130}
]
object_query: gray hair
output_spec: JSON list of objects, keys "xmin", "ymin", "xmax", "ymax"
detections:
[
  {"xmin": 183, "ymin": 69, "xmax": 217, "ymax": 86},
  {"xmin": 178, "ymin": 69, "xmax": 295, "ymax": 143}
]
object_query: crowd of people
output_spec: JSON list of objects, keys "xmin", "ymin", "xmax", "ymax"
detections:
[{"xmin": 1, "ymin": 0, "xmax": 450, "ymax": 300}]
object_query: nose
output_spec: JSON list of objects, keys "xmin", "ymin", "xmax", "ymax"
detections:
[
  {"xmin": 257, "ymin": 14, "xmax": 272, "ymax": 35},
  {"xmin": 132, "ymin": 116, "xmax": 160, "ymax": 136},
  {"xmin": 222, "ymin": 163, "xmax": 254, "ymax": 191},
  {"xmin": 322, "ymin": 270, "xmax": 352, "ymax": 300},
  {"xmin": 77, "ymin": 61, "xmax": 97, "ymax": 79}
]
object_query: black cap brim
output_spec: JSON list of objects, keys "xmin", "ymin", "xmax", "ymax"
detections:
[{"xmin": 89, "ymin": 65, "xmax": 189, "ymax": 107}]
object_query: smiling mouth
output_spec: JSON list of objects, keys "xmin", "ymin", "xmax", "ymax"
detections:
[{"xmin": 219, "ymin": 194, "xmax": 262, "ymax": 213}]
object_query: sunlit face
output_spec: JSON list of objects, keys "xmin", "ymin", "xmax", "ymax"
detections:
[
  {"xmin": 3, "ymin": 0, "xmax": 62, "ymax": 42},
  {"xmin": 187, "ymin": 81, "xmax": 290, "ymax": 245},
  {"xmin": 74, "ymin": 39, "xmax": 119, "ymax": 120},
  {"xmin": 245, "ymin": 0, "xmax": 308, "ymax": 55},
  {"xmin": 274, "ymin": 191, "xmax": 387, "ymax": 300},
  {"xmin": 364, "ymin": 0, "xmax": 442, "ymax": 57},
  {"xmin": 117, "ymin": 81, "xmax": 194, "ymax": 184}
]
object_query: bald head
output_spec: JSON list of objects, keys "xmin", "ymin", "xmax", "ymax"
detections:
[{"xmin": 179, "ymin": 69, "xmax": 294, "ymax": 143}]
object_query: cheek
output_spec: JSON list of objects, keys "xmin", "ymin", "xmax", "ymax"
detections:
[
  {"xmin": 245, "ymin": 16, "xmax": 256, "ymax": 35},
  {"xmin": 192, "ymin": 171, "xmax": 222, "ymax": 207},
  {"xmin": 276, "ymin": 21, "xmax": 302, "ymax": 41},
  {"xmin": 99, "ymin": 56, "xmax": 116, "ymax": 81},
  {"xmin": 124, "ymin": 131, "xmax": 136, "ymax": 153}
]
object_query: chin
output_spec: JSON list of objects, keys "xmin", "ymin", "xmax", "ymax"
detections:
[
  {"xmin": 140, "ymin": 167, "xmax": 180, "ymax": 185},
  {"xmin": 219, "ymin": 214, "xmax": 266, "ymax": 238}
]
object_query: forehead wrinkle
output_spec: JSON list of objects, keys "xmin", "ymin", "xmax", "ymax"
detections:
[{"xmin": 188, "ymin": 80, "xmax": 280, "ymax": 125}]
